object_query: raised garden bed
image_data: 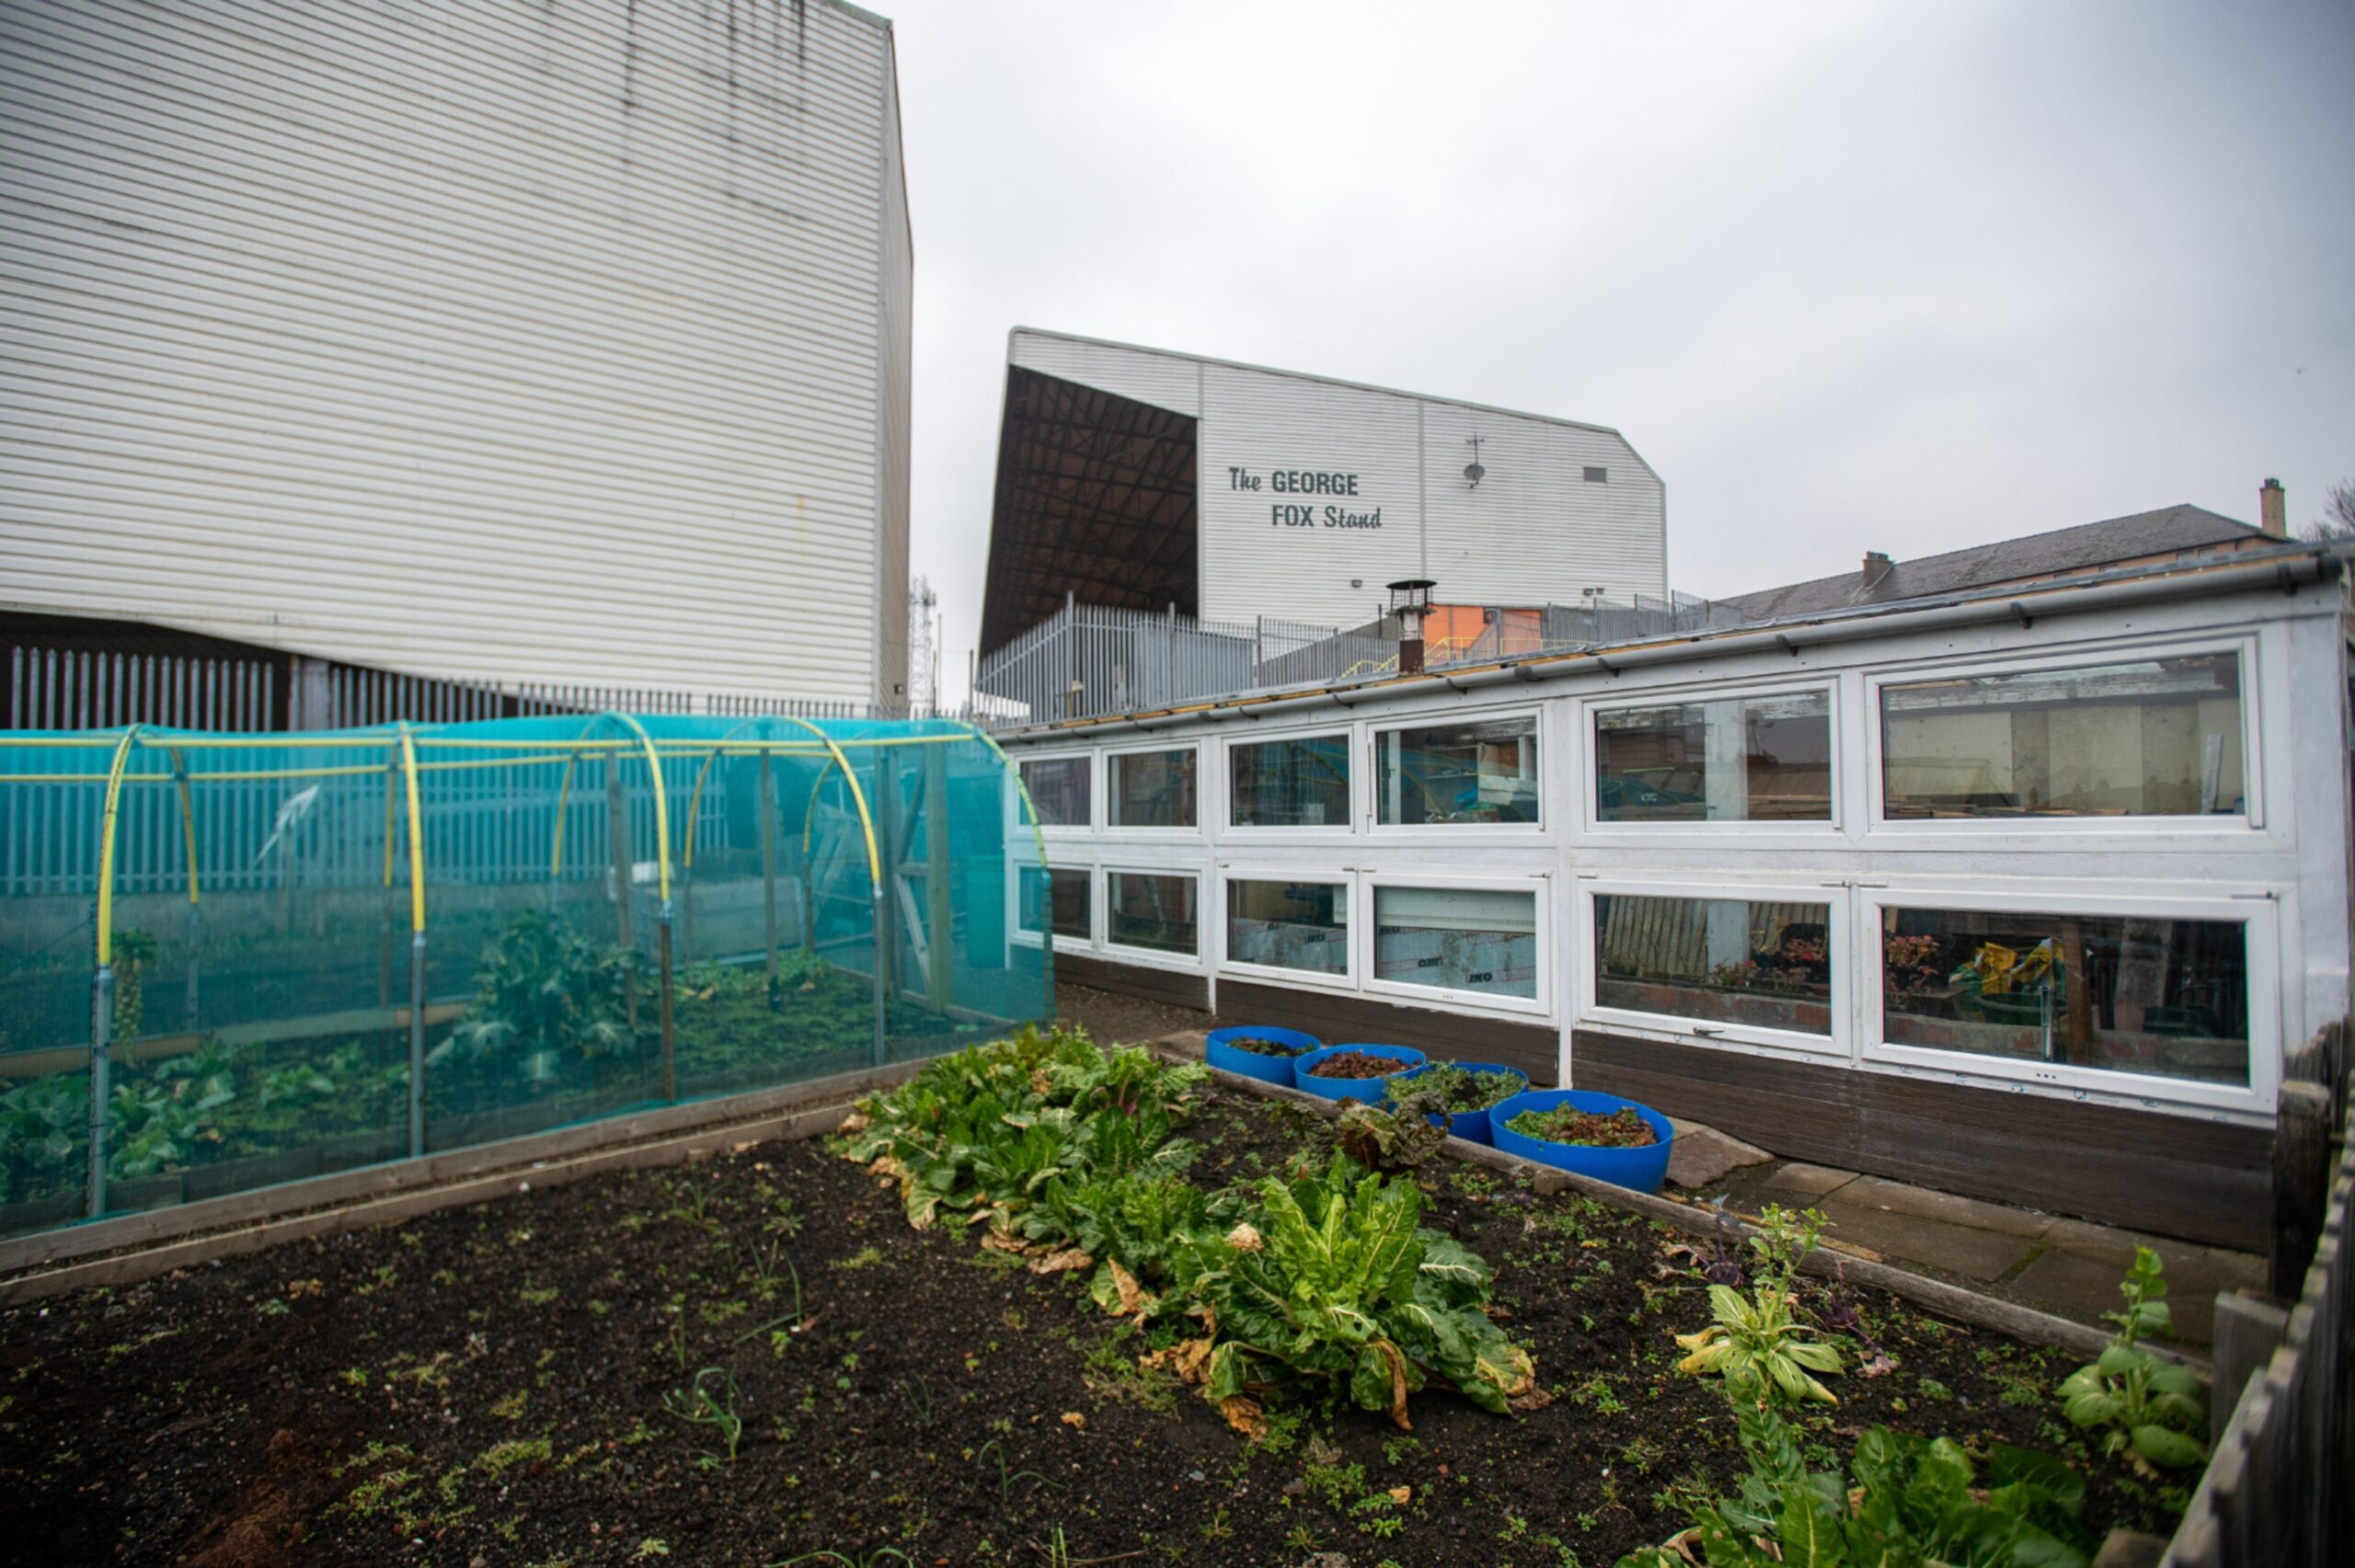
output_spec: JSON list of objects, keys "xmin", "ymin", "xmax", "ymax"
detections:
[{"xmin": 0, "ymin": 1036, "xmax": 2196, "ymax": 1566}]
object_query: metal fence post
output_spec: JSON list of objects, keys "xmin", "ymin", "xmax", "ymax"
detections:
[
  {"xmin": 659, "ymin": 900, "xmax": 677, "ymax": 1101},
  {"xmin": 86, "ymin": 962, "xmax": 113, "ymax": 1218},
  {"xmin": 408, "ymin": 931, "xmax": 426, "ymax": 1158}
]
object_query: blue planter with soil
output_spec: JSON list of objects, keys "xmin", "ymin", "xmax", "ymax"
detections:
[
  {"xmin": 1203, "ymin": 1025, "xmax": 1324, "ymax": 1085},
  {"xmin": 1489, "ymin": 1089, "xmax": 1675, "ymax": 1195},
  {"xmin": 1292, "ymin": 1043, "xmax": 1428, "ymax": 1103},
  {"xmin": 1400, "ymin": 1062, "xmax": 1528, "ymax": 1147}
]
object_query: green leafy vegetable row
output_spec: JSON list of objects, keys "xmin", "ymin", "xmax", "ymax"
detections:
[{"xmin": 839, "ymin": 1027, "xmax": 1534, "ymax": 1432}]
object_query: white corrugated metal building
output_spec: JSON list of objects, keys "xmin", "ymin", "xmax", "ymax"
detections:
[
  {"xmin": 980, "ymin": 328, "xmax": 1666, "ymax": 656},
  {"xmin": 0, "ymin": 0, "xmax": 910, "ymax": 711}
]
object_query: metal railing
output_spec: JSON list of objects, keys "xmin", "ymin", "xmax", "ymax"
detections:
[{"xmin": 969, "ymin": 592, "xmax": 1747, "ymax": 728}]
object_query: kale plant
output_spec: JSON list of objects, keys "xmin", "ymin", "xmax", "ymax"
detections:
[
  {"xmin": 1334, "ymin": 1089, "xmax": 1453, "ymax": 1173},
  {"xmin": 434, "ymin": 910, "xmax": 644, "ymax": 1084}
]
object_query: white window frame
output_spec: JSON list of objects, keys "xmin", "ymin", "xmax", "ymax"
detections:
[
  {"xmin": 1101, "ymin": 864, "xmax": 1207, "ymax": 967},
  {"xmin": 1361, "ymin": 870, "xmax": 1553, "ymax": 1019},
  {"xmin": 1215, "ymin": 865, "xmax": 1356, "ymax": 992},
  {"xmin": 1366, "ymin": 704, "xmax": 1548, "ymax": 839},
  {"xmin": 1011, "ymin": 863, "xmax": 1098, "ymax": 954},
  {"xmin": 1863, "ymin": 635, "xmax": 2264, "ymax": 838},
  {"xmin": 1580, "ymin": 680, "xmax": 1843, "ymax": 837},
  {"xmin": 1016, "ymin": 749, "xmax": 1097, "ymax": 836},
  {"xmin": 1223, "ymin": 727, "xmax": 1358, "ymax": 838},
  {"xmin": 1858, "ymin": 882, "xmax": 2281, "ymax": 1116},
  {"xmin": 1574, "ymin": 878, "xmax": 1850, "ymax": 1061},
  {"xmin": 1103, "ymin": 739, "xmax": 1205, "ymax": 837}
]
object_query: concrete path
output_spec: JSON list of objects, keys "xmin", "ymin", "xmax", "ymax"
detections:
[{"xmin": 1699, "ymin": 1159, "xmax": 2264, "ymax": 1348}]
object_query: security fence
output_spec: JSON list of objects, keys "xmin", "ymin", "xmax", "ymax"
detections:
[{"xmin": 971, "ymin": 592, "xmax": 1748, "ymax": 728}]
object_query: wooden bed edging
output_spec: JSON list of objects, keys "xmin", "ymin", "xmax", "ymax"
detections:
[
  {"xmin": 1157, "ymin": 1031, "xmax": 2134, "ymax": 1365},
  {"xmin": 0, "ymin": 1058, "xmax": 928, "ymax": 1304}
]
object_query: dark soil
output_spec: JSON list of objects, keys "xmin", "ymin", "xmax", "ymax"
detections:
[
  {"xmin": 1304, "ymin": 1050, "xmax": 1410, "ymax": 1081},
  {"xmin": 0, "ymin": 1088, "xmax": 2186, "ymax": 1566},
  {"xmin": 1052, "ymin": 982, "xmax": 1210, "ymax": 1047},
  {"xmin": 1504, "ymin": 1104, "xmax": 1660, "ymax": 1149}
]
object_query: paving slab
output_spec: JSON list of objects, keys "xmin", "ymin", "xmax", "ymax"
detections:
[
  {"xmin": 1812, "ymin": 1197, "xmax": 2039, "ymax": 1283},
  {"xmin": 1665, "ymin": 1120, "xmax": 1773, "ymax": 1189},
  {"xmin": 1838, "ymin": 1175, "xmax": 2055, "ymax": 1241},
  {"xmin": 2012, "ymin": 1232, "xmax": 2263, "ymax": 1346},
  {"xmin": 1762, "ymin": 1162, "xmax": 1858, "ymax": 1198}
]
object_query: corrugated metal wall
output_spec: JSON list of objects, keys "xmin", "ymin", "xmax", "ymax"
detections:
[
  {"xmin": 0, "ymin": 0, "xmax": 906, "ymax": 705},
  {"xmin": 1007, "ymin": 330, "xmax": 1667, "ymax": 631}
]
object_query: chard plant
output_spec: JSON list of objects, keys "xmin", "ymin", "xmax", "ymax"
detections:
[
  {"xmin": 1189, "ymin": 1153, "xmax": 1535, "ymax": 1429},
  {"xmin": 2055, "ymin": 1246, "xmax": 2208, "ymax": 1475}
]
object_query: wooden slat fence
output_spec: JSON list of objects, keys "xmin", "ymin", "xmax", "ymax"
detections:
[{"xmin": 2163, "ymin": 1017, "xmax": 2350, "ymax": 1566}]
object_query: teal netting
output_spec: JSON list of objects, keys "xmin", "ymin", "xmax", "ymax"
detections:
[{"xmin": 0, "ymin": 715, "xmax": 1051, "ymax": 1239}]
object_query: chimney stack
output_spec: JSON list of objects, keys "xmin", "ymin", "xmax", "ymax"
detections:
[
  {"xmin": 2259, "ymin": 478, "xmax": 2286, "ymax": 540},
  {"xmin": 1860, "ymin": 551, "xmax": 1893, "ymax": 589}
]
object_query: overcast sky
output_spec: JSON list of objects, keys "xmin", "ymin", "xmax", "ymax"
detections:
[{"xmin": 883, "ymin": 0, "xmax": 2354, "ymax": 697}]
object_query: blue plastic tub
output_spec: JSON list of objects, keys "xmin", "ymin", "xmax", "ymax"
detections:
[
  {"xmin": 1204, "ymin": 1025, "xmax": 1324, "ymax": 1085},
  {"xmin": 1394, "ymin": 1062, "xmax": 1528, "ymax": 1146},
  {"xmin": 1488, "ymin": 1089, "xmax": 1675, "ymax": 1194},
  {"xmin": 1292, "ymin": 1043, "xmax": 1429, "ymax": 1103}
]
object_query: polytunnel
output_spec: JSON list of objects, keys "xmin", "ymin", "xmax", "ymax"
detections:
[{"xmin": 0, "ymin": 715, "xmax": 1052, "ymax": 1239}]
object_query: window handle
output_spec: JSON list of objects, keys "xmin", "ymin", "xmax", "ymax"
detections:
[{"xmin": 1692, "ymin": 1024, "xmax": 1723, "ymax": 1038}]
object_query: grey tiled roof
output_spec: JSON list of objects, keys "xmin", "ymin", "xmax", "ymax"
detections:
[{"xmin": 1719, "ymin": 504, "xmax": 2262, "ymax": 621}]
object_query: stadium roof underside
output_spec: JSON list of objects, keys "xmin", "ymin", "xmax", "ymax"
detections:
[{"xmin": 980, "ymin": 366, "xmax": 1199, "ymax": 657}]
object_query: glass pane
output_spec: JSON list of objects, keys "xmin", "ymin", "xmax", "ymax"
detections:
[
  {"xmin": 1373, "ymin": 886, "xmax": 1536, "ymax": 997},
  {"xmin": 1230, "ymin": 734, "xmax": 1350, "ymax": 828},
  {"xmin": 1375, "ymin": 716, "xmax": 1539, "ymax": 825},
  {"xmin": 1880, "ymin": 908, "xmax": 2247, "ymax": 1085},
  {"xmin": 1225, "ymin": 879, "xmax": 1347, "ymax": 975},
  {"xmin": 1880, "ymin": 653, "xmax": 2244, "ymax": 818},
  {"xmin": 1019, "ymin": 757, "xmax": 1089, "ymax": 828},
  {"xmin": 1108, "ymin": 872, "xmax": 1196, "ymax": 954},
  {"xmin": 1109, "ymin": 750, "xmax": 1197, "ymax": 829},
  {"xmin": 1593, "ymin": 896, "xmax": 1832, "ymax": 1035},
  {"xmin": 1595, "ymin": 692, "xmax": 1831, "ymax": 822},
  {"xmin": 1019, "ymin": 866, "xmax": 1091, "ymax": 941}
]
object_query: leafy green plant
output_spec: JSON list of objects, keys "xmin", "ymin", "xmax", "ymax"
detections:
[
  {"xmin": 1385, "ymin": 1063, "xmax": 1521, "ymax": 1114},
  {"xmin": 1189, "ymin": 1153, "xmax": 1534, "ymax": 1428},
  {"xmin": 1334, "ymin": 1090, "xmax": 1452, "ymax": 1173},
  {"xmin": 2055, "ymin": 1246, "xmax": 2208, "ymax": 1474},
  {"xmin": 434, "ymin": 910, "xmax": 644, "ymax": 1084},
  {"xmin": 1673, "ymin": 1205, "xmax": 1844, "ymax": 1405},
  {"xmin": 0, "ymin": 1072, "xmax": 86, "ymax": 1198},
  {"xmin": 662, "ymin": 1366, "xmax": 744, "ymax": 1462},
  {"xmin": 1619, "ymin": 1370, "xmax": 2097, "ymax": 1567}
]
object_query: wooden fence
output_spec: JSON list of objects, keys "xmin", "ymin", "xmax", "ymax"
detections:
[{"xmin": 2163, "ymin": 1018, "xmax": 2350, "ymax": 1566}]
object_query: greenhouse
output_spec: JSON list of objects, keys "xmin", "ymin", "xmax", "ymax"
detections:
[{"xmin": 0, "ymin": 715, "xmax": 1051, "ymax": 1238}]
